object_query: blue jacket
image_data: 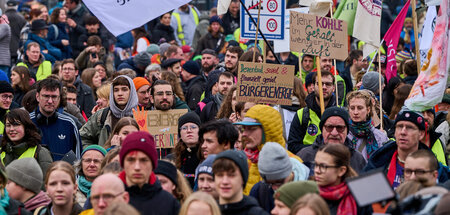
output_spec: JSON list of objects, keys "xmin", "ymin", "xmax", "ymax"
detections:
[
  {"xmin": 47, "ymin": 22, "xmax": 72, "ymax": 59},
  {"xmin": 30, "ymin": 107, "xmax": 82, "ymax": 160},
  {"xmin": 25, "ymin": 33, "xmax": 62, "ymax": 63},
  {"xmin": 364, "ymin": 140, "xmax": 450, "ymax": 183},
  {"xmin": 117, "ymin": 58, "xmax": 145, "ymax": 77}
]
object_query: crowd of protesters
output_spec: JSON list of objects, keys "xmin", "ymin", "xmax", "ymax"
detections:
[{"xmin": 0, "ymin": 0, "xmax": 449, "ymax": 214}]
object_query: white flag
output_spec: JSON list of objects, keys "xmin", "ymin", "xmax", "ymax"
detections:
[
  {"xmin": 217, "ymin": 0, "xmax": 232, "ymax": 15},
  {"xmin": 84, "ymin": 0, "xmax": 191, "ymax": 36},
  {"xmin": 353, "ymin": 0, "xmax": 382, "ymax": 56},
  {"xmin": 419, "ymin": 6, "xmax": 437, "ymax": 65}
]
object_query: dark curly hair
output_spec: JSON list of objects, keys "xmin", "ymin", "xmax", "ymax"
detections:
[{"xmin": 1, "ymin": 109, "xmax": 41, "ymax": 148}]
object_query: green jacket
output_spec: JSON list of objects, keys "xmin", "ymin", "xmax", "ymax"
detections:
[
  {"xmin": 16, "ymin": 57, "xmax": 52, "ymax": 81},
  {"xmin": 79, "ymin": 107, "xmax": 112, "ymax": 149}
]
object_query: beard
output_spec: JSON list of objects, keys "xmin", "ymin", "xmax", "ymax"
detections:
[{"xmin": 202, "ymin": 64, "xmax": 214, "ymax": 73}]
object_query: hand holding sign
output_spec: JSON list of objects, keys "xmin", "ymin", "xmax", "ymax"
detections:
[{"xmin": 132, "ymin": 106, "xmax": 149, "ymax": 133}]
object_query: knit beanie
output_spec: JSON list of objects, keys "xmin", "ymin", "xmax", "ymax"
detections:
[
  {"xmin": 0, "ymin": 81, "xmax": 13, "ymax": 94},
  {"xmin": 178, "ymin": 112, "xmax": 201, "ymax": 136},
  {"xmin": 146, "ymin": 44, "xmax": 160, "ymax": 55},
  {"xmin": 81, "ymin": 145, "xmax": 107, "ymax": 157},
  {"xmin": 195, "ymin": 154, "xmax": 216, "ymax": 181},
  {"xmin": 133, "ymin": 77, "xmax": 151, "ymax": 90},
  {"xmin": 442, "ymin": 93, "xmax": 450, "ymax": 104},
  {"xmin": 6, "ymin": 158, "xmax": 43, "ymax": 194},
  {"xmin": 319, "ymin": 106, "xmax": 349, "ymax": 133},
  {"xmin": 395, "ymin": 50, "xmax": 412, "ymax": 62},
  {"xmin": 362, "ymin": 71, "xmax": 384, "ymax": 94},
  {"xmin": 120, "ymin": 131, "xmax": 158, "ymax": 169},
  {"xmin": 133, "ymin": 52, "xmax": 151, "ymax": 68},
  {"xmin": 154, "ymin": 160, "xmax": 178, "ymax": 186},
  {"xmin": 181, "ymin": 45, "xmax": 192, "ymax": 53},
  {"xmin": 394, "ymin": 110, "xmax": 426, "ymax": 131},
  {"xmin": 159, "ymin": 43, "xmax": 171, "ymax": 55},
  {"xmin": 214, "ymin": 150, "xmax": 249, "ymax": 187},
  {"xmin": 201, "ymin": 49, "xmax": 217, "ymax": 57},
  {"xmin": 305, "ymin": 72, "xmax": 315, "ymax": 86},
  {"xmin": 258, "ymin": 142, "xmax": 292, "ymax": 181},
  {"xmin": 182, "ymin": 60, "xmax": 201, "ymax": 76},
  {"xmin": 274, "ymin": 181, "xmax": 319, "ymax": 208},
  {"xmin": 209, "ymin": 15, "xmax": 222, "ymax": 25}
]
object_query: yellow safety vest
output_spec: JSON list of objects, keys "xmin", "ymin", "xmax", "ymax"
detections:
[
  {"xmin": 297, "ymin": 107, "xmax": 321, "ymax": 146},
  {"xmin": 17, "ymin": 61, "xmax": 52, "ymax": 81},
  {"xmin": 172, "ymin": 6, "xmax": 199, "ymax": 45},
  {"xmin": 1, "ymin": 145, "xmax": 38, "ymax": 165}
]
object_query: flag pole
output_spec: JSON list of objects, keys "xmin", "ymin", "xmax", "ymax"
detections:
[
  {"xmin": 316, "ymin": 56, "xmax": 325, "ymax": 114},
  {"xmin": 329, "ymin": 3, "xmax": 339, "ymax": 106},
  {"xmin": 378, "ymin": 51, "xmax": 383, "ymax": 131},
  {"xmin": 239, "ymin": 0, "xmax": 281, "ymax": 64},
  {"xmin": 253, "ymin": 0, "xmax": 262, "ymax": 62},
  {"xmin": 411, "ymin": 0, "xmax": 421, "ymax": 74}
]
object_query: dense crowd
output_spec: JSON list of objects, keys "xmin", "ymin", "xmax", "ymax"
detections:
[{"xmin": 0, "ymin": 0, "xmax": 449, "ymax": 214}]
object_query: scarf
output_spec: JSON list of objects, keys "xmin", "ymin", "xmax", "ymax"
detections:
[
  {"xmin": 109, "ymin": 75, "xmax": 139, "ymax": 118},
  {"xmin": 244, "ymin": 148, "xmax": 259, "ymax": 163},
  {"xmin": 77, "ymin": 176, "xmax": 92, "ymax": 197},
  {"xmin": 24, "ymin": 191, "xmax": 52, "ymax": 211},
  {"xmin": 387, "ymin": 150, "xmax": 399, "ymax": 186},
  {"xmin": 349, "ymin": 120, "xmax": 378, "ymax": 158},
  {"xmin": 0, "ymin": 189, "xmax": 10, "ymax": 208},
  {"xmin": 320, "ymin": 182, "xmax": 357, "ymax": 215}
]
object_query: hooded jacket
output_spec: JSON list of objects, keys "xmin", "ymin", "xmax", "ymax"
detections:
[
  {"xmin": 16, "ymin": 52, "xmax": 52, "ymax": 81},
  {"xmin": 243, "ymin": 105, "xmax": 303, "ymax": 195},
  {"xmin": 152, "ymin": 23, "xmax": 176, "ymax": 44},
  {"xmin": 183, "ymin": 75, "xmax": 206, "ymax": 110},
  {"xmin": 118, "ymin": 171, "xmax": 180, "ymax": 215},
  {"xmin": 297, "ymin": 135, "xmax": 367, "ymax": 174},
  {"xmin": 73, "ymin": 77, "xmax": 96, "ymax": 119},
  {"xmin": 24, "ymin": 33, "xmax": 62, "ymax": 63},
  {"xmin": 219, "ymin": 195, "xmax": 269, "ymax": 215}
]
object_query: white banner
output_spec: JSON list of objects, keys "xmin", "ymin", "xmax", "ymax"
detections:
[
  {"xmin": 353, "ymin": 0, "xmax": 382, "ymax": 56},
  {"xmin": 84, "ymin": 0, "xmax": 191, "ymax": 36},
  {"xmin": 419, "ymin": 6, "xmax": 437, "ymax": 65}
]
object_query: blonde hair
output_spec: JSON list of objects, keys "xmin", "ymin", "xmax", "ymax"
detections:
[
  {"xmin": 179, "ymin": 192, "xmax": 221, "ymax": 215},
  {"xmin": 346, "ymin": 90, "xmax": 373, "ymax": 120},
  {"xmin": 175, "ymin": 169, "xmax": 193, "ymax": 204},
  {"xmin": 96, "ymin": 82, "xmax": 111, "ymax": 101},
  {"xmin": 290, "ymin": 193, "xmax": 330, "ymax": 215}
]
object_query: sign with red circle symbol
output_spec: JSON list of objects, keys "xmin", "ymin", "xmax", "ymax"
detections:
[
  {"xmin": 267, "ymin": 18, "xmax": 277, "ymax": 32},
  {"xmin": 267, "ymin": 0, "xmax": 278, "ymax": 12}
]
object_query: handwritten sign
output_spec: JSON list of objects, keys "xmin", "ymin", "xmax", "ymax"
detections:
[
  {"xmin": 289, "ymin": 11, "xmax": 348, "ymax": 60},
  {"xmin": 237, "ymin": 62, "xmax": 294, "ymax": 105},
  {"xmin": 147, "ymin": 109, "xmax": 188, "ymax": 148}
]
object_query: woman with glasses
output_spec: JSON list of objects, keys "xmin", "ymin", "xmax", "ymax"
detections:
[
  {"xmin": 346, "ymin": 91, "xmax": 388, "ymax": 161},
  {"xmin": 0, "ymin": 109, "xmax": 52, "ymax": 175},
  {"xmin": 35, "ymin": 161, "xmax": 83, "ymax": 215},
  {"xmin": 168, "ymin": 112, "xmax": 202, "ymax": 188},
  {"xmin": 313, "ymin": 144, "xmax": 369, "ymax": 215}
]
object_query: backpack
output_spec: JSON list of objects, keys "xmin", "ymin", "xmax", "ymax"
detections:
[{"xmin": 51, "ymin": 24, "xmax": 59, "ymax": 40}]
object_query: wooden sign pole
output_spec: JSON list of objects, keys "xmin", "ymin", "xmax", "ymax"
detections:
[
  {"xmin": 329, "ymin": 3, "xmax": 339, "ymax": 106},
  {"xmin": 253, "ymin": 0, "xmax": 262, "ymax": 62},
  {"xmin": 378, "ymin": 52, "xmax": 383, "ymax": 131},
  {"xmin": 316, "ymin": 56, "xmax": 325, "ymax": 114},
  {"xmin": 411, "ymin": 0, "xmax": 421, "ymax": 74}
]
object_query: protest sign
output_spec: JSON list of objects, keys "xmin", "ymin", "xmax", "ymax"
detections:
[
  {"xmin": 289, "ymin": 11, "xmax": 348, "ymax": 60},
  {"xmin": 147, "ymin": 109, "xmax": 188, "ymax": 148},
  {"xmin": 237, "ymin": 62, "xmax": 294, "ymax": 105}
]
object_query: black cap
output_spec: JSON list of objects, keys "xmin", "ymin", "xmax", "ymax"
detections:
[
  {"xmin": 0, "ymin": 81, "xmax": 14, "ymax": 94},
  {"xmin": 31, "ymin": 19, "xmax": 48, "ymax": 32},
  {"xmin": 319, "ymin": 106, "xmax": 349, "ymax": 133},
  {"xmin": 154, "ymin": 160, "xmax": 178, "ymax": 186},
  {"xmin": 395, "ymin": 110, "xmax": 426, "ymax": 131},
  {"xmin": 7, "ymin": 0, "xmax": 19, "ymax": 6},
  {"xmin": 161, "ymin": 58, "xmax": 182, "ymax": 69}
]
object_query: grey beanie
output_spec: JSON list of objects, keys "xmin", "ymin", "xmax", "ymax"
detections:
[
  {"xmin": 6, "ymin": 158, "xmax": 43, "ymax": 194},
  {"xmin": 362, "ymin": 71, "xmax": 384, "ymax": 94},
  {"xmin": 159, "ymin": 43, "xmax": 171, "ymax": 56},
  {"xmin": 258, "ymin": 142, "xmax": 292, "ymax": 181},
  {"xmin": 133, "ymin": 52, "xmax": 151, "ymax": 67}
]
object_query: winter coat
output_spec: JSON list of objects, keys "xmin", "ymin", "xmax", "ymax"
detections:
[
  {"xmin": 0, "ymin": 142, "xmax": 53, "ymax": 176},
  {"xmin": 347, "ymin": 126, "xmax": 389, "ymax": 161},
  {"xmin": 0, "ymin": 23, "xmax": 11, "ymax": 66},
  {"xmin": 118, "ymin": 171, "xmax": 180, "ymax": 215},
  {"xmin": 221, "ymin": 11, "xmax": 240, "ymax": 35},
  {"xmin": 16, "ymin": 52, "xmax": 52, "ymax": 81},
  {"xmin": 34, "ymin": 202, "xmax": 83, "ymax": 215},
  {"xmin": 117, "ymin": 58, "xmax": 145, "ymax": 77},
  {"xmin": 25, "ymin": 33, "xmax": 62, "ymax": 63},
  {"xmin": 5, "ymin": 8, "xmax": 27, "ymax": 60},
  {"xmin": 47, "ymin": 22, "xmax": 72, "ymax": 59},
  {"xmin": 79, "ymin": 107, "xmax": 113, "ymax": 148},
  {"xmin": 66, "ymin": 4, "xmax": 88, "ymax": 58},
  {"xmin": 297, "ymin": 135, "xmax": 367, "ymax": 174},
  {"xmin": 12, "ymin": 87, "xmax": 25, "ymax": 107},
  {"xmin": 152, "ymin": 23, "xmax": 176, "ymax": 44},
  {"xmin": 183, "ymin": 76, "xmax": 206, "ymax": 110},
  {"xmin": 74, "ymin": 77, "xmax": 96, "ymax": 119},
  {"xmin": 219, "ymin": 195, "xmax": 269, "ymax": 215},
  {"xmin": 75, "ymin": 47, "xmax": 114, "ymax": 75},
  {"xmin": 4, "ymin": 197, "xmax": 31, "ymax": 215},
  {"xmin": 243, "ymin": 105, "xmax": 303, "ymax": 195},
  {"xmin": 191, "ymin": 14, "xmax": 209, "ymax": 51},
  {"xmin": 194, "ymin": 32, "xmax": 225, "ymax": 56}
]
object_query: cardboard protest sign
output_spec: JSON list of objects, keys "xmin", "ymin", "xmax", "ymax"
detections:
[
  {"xmin": 147, "ymin": 109, "xmax": 188, "ymax": 148},
  {"xmin": 237, "ymin": 62, "xmax": 294, "ymax": 105},
  {"xmin": 289, "ymin": 11, "xmax": 348, "ymax": 60}
]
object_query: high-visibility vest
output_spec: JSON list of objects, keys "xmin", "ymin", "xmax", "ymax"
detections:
[
  {"xmin": 297, "ymin": 107, "xmax": 321, "ymax": 146},
  {"xmin": 173, "ymin": 7, "xmax": 199, "ymax": 45},
  {"xmin": 1, "ymin": 145, "xmax": 38, "ymax": 165},
  {"xmin": 17, "ymin": 61, "xmax": 52, "ymax": 81}
]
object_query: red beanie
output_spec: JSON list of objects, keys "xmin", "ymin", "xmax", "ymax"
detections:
[{"xmin": 119, "ymin": 131, "xmax": 157, "ymax": 169}]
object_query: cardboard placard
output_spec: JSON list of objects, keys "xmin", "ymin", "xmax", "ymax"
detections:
[
  {"xmin": 237, "ymin": 62, "xmax": 294, "ymax": 105},
  {"xmin": 289, "ymin": 11, "xmax": 348, "ymax": 60},
  {"xmin": 147, "ymin": 109, "xmax": 188, "ymax": 148}
]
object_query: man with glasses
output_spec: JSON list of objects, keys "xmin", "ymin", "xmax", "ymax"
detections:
[
  {"xmin": 59, "ymin": 58, "xmax": 96, "ymax": 118},
  {"xmin": 297, "ymin": 107, "xmax": 366, "ymax": 174},
  {"xmin": 30, "ymin": 78, "xmax": 82, "ymax": 160},
  {"xmin": 75, "ymin": 145, "xmax": 107, "ymax": 206},
  {"xmin": 288, "ymin": 71, "xmax": 337, "ymax": 154},
  {"xmin": 404, "ymin": 149, "xmax": 439, "ymax": 187},
  {"xmin": 149, "ymin": 80, "xmax": 189, "ymax": 111},
  {"xmin": 83, "ymin": 173, "xmax": 130, "ymax": 215},
  {"xmin": 364, "ymin": 110, "xmax": 449, "ymax": 189},
  {"xmin": 0, "ymin": 81, "xmax": 14, "ymax": 140}
]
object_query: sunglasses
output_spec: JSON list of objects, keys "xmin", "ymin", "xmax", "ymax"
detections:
[{"xmin": 323, "ymin": 125, "xmax": 346, "ymax": 133}]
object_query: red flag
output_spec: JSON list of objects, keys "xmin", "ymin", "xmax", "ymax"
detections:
[{"xmin": 383, "ymin": 0, "xmax": 411, "ymax": 83}]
